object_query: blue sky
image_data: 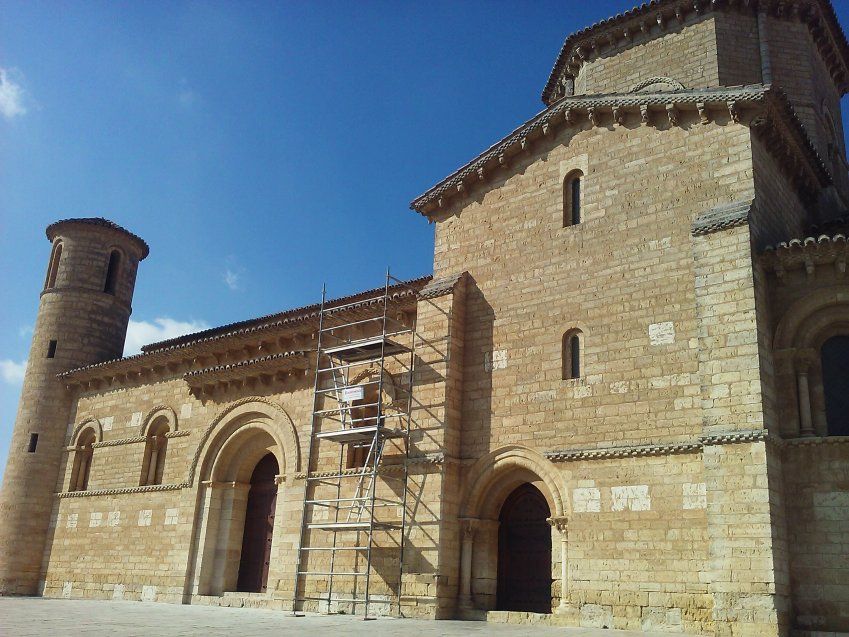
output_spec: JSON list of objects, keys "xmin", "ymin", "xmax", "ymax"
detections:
[{"xmin": 2, "ymin": 1, "xmax": 849, "ymax": 469}]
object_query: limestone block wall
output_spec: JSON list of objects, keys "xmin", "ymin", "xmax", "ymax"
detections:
[
  {"xmin": 551, "ymin": 453, "xmax": 710, "ymax": 634},
  {"xmin": 714, "ymin": 12, "xmax": 763, "ymax": 87},
  {"xmin": 574, "ymin": 16, "xmax": 720, "ymax": 95},
  {"xmin": 782, "ymin": 440, "xmax": 849, "ymax": 633},
  {"xmin": 433, "ymin": 119, "xmax": 756, "ymax": 455}
]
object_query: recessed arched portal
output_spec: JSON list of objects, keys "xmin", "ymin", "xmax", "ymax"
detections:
[
  {"xmin": 496, "ymin": 483, "xmax": 552, "ymax": 613},
  {"xmin": 236, "ymin": 453, "xmax": 279, "ymax": 593}
]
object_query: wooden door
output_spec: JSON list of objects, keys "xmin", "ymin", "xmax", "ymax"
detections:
[
  {"xmin": 496, "ymin": 483, "xmax": 552, "ymax": 613},
  {"xmin": 236, "ymin": 453, "xmax": 279, "ymax": 593}
]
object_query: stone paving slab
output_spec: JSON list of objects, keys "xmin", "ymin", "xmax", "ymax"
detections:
[{"xmin": 0, "ymin": 598, "xmax": 693, "ymax": 637}]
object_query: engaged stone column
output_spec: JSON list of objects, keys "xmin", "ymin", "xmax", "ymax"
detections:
[
  {"xmin": 797, "ymin": 357, "xmax": 815, "ymax": 437},
  {"xmin": 458, "ymin": 518, "xmax": 478, "ymax": 609},
  {"xmin": 547, "ymin": 516, "xmax": 569, "ymax": 612}
]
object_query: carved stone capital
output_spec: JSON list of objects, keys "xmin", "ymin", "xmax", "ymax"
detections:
[
  {"xmin": 459, "ymin": 517, "xmax": 480, "ymax": 541},
  {"xmin": 547, "ymin": 515, "xmax": 569, "ymax": 535}
]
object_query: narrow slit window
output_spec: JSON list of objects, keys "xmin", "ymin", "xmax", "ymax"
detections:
[
  {"xmin": 28, "ymin": 433, "xmax": 38, "ymax": 453},
  {"xmin": 104, "ymin": 250, "xmax": 121, "ymax": 295},
  {"xmin": 563, "ymin": 171, "xmax": 583, "ymax": 227},
  {"xmin": 562, "ymin": 329, "xmax": 583, "ymax": 380},
  {"xmin": 44, "ymin": 242, "xmax": 62, "ymax": 290},
  {"xmin": 47, "ymin": 340, "xmax": 57, "ymax": 359}
]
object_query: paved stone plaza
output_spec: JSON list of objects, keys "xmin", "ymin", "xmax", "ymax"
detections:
[{"xmin": 0, "ymin": 598, "xmax": 697, "ymax": 637}]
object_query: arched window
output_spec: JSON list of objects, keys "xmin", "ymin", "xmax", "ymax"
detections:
[
  {"xmin": 140, "ymin": 418, "xmax": 169, "ymax": 486},
  {"xmin": 44, "ymin": 242, "xmax": 62, "ymax": 290},
  {"xmin": 71, "ymin": 429, "xmax": 96, "ymax": 491},
  {"xmin": 563, "ymin": 171, "xmax": 583, "ymax": 227},
  {"xmin": 104, "ymin": 250, "xmax": 121, "ymax": 295},
  {"xmin": 562, "ymin": 329, "xmax": 582, "ymax": 380},
  {"xmin": 821, "ymin": 335, "xmax": 849, "ymax": 436}
]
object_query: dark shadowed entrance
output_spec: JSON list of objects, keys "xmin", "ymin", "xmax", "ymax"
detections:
[
  {"xmin": 236, "ymin": 453, "xmax": 278, "ymax": 593},
  {"xmin": 496, "ymin": 483, "xmax": 552, "ymax": 613}
]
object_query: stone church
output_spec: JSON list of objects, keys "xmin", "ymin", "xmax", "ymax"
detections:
[{"xmin": 2, "ymin": 0, "xmax": 849, "ymax": 634}]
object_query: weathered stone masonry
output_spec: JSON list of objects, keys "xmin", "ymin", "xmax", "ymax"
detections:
[{"xmin": 1, "ymin": 1, "xmax": 848, "ymax": 635}]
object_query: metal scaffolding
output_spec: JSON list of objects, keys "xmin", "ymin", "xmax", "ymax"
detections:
[{"xmin": 293, "ymin": 271, "xmax": 418, "ymax": 619}]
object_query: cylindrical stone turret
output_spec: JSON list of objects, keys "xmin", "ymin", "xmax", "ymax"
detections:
[{"xmin": 0, "ymin": 218, "xmax": 148, "ymax": 595}]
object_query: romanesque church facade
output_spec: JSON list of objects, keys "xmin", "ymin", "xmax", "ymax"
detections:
[{"xmin": 2, "ymin": 1, "xmax": 849, "ymax": 635}]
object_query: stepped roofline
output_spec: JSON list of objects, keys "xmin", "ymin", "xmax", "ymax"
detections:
[
  {"xmin": 58, "ymin": 274, "xmax": 433, "ymax": 382},
  {"xmin": 410, "ymin": 85, "xmax": 830, "ymax": 217},
  {"xmin": 540, "ymin": 0, "xmax": 849, "ymax": 105}
]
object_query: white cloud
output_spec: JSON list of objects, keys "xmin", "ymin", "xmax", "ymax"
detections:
[
  {"xmin": 177, "ymin": 78, "xmax": 198, "ymax": 109},
  {"xmin": 223, "ymin": 268, "xmax": 240, "ymax": 290},
  {"xmin": 124, "ymin": 317, "xmax": 210, "ymax": 356},
  {"xmin": 0, "ymin": 68, "xmax": 26, "ymax": 120},
  {"xmin": 0, "ymin": 359, "xmax": 27, "ymax": 385},
  {"xmin": 18, "ymin": 325, "xmax": 33, "ymax": 339}
]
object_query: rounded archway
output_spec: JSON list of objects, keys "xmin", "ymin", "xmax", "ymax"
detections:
[
  {"xmin": 236, "ymin": 453, "xmax": 279, "ymax": 593},
  {"xmin": 496, "ymin": 483, "xmax": 552, "ymax": 613},
  {"xmin": 186, "ymin": 398, "xmax": 299, "ymax": 597},
  {"xmin": 457, "ymin": 446, "xmax": 566, "ymax": 613}
]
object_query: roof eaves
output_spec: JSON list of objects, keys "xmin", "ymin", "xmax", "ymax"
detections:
[{"xmin": 410, "ymin": 85, "xmax": 773, "ymax": 216}]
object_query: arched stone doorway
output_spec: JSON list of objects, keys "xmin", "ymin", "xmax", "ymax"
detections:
[
  {"xmin": 456, "ymin": 446, "xmax": 568, "ymax": 615},
  {"xmin": 236, "ymin": 453, "xmax": 279, "ymax": 593},
  {"xmin": 497, "ymin": 483, "xmax": 552, "ymax": 613},
  {"xmin": 186, "ymin": 399, "xmax": 301, "ymax": 599}
]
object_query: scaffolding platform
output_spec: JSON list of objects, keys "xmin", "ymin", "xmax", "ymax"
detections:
[
  {"xmin": 315, "ymin": 425, "xmax": 406, "ymax": 444},
  {"xmin": 292, "ymin": 271, "xmax": 420, "ymax": 619},
  {"xmin": 323, "ymin": 335, "xmax": 409, "ymax": 363}
]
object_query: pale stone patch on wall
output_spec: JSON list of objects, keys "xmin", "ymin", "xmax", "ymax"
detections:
[
  {"xmin": 531, "ymin": 389, "xmax": 556, "ymax": 402},
  {"xmin": 89, "ymin": 512, "xmax": 102, "ymax": 527},
  {"xmin": 683, "ymin": 482, "xmax": 707, "ymax": 510},
  {"xmin": 107, "ymin": 511, "xmax": 120, "ymax": 527},
  {"xmin": 649, "ymin": 322, "xmax": 675, "ymax": 345},
  {"xmin": 61, "ymin": 582, "xmax": 72, "ymax": 599},
  {"xmin": 138, "ymin": 509, "xmax": 152, "ymax": 527},
  {"xmin": 580, "ymin": 603, "xmax": 614, "ymax": 628},
  {"xmin": 180, "ymin": 403, "xmax": 192, "ymax": 419},
  {"xmin": 641, "ymin": 607, "xmax": 683, "ymax": 632},
  {"xmin": 141, "ymin": 585, "xmax": 157, "ymax": 601},
  {"xmin": 484, "ymin": 350, "xmax": 508, "ymax": 372},
  {"xmin": 611, "ymin": 485, "xmax": 651, "ymax": 511},
  {"xmin": 66, "ymin": 513, "xmax": 78, "ymax": 529},
  {"xmin": 573, "ymin": 383, "xmax": 593, "ymax": 398},
  {"xmin": 573, "ymin": 487, "xmax": 602, "ymax": 513},
  {"xmin": 164, "ymin": 508, "xmax": 179, "ymax": 525},
  {"xmin": 112, "ymin": 584, "xmax": 125, "ymax": 600},
  {"xmin": 130, "ymin": 412, "xmax": 142, "ymax": 428},
  {"xmin": 101, "ymin": 416, "xmax": 114, "ymax": 432},
  {"xmin": 610, "ymin": 380, "xmax": 629, "ymax": 394},
  {"xmin": 812, "ymin": 491, "xmax": 849, "ymax": 520}
]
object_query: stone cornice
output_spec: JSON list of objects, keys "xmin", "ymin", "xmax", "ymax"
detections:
[
  {"xmin": 410, "ymin": 86, "xmax": 829, "ymax": 217},
  {"xmin": 46, "ymin": 217, "xmax": 149, "ymax": 260},
  {"xmin": 544, "ymin": 429, "xmax": 771, "ymax": 462},
  {"xmin": 89, "ymin": 429, "xmax": 190, "ymax": 449},
  {"xmin": 692, "ymin": 199, "xmax": 753, "ymax": 236},
  {"xmin": 56, "ymin": 482, "xmax": 188, "ymax": 498},
  {"xmin": 541, "ymin": 0, "xmax": 849, "ymax": 105},
  {"xmin": 58, "ymin": 277, "xmax": 429, "ymax": 390},
  {"xmin": 760, "ymin": 232, "xmax": 848, "ymax": 279}
]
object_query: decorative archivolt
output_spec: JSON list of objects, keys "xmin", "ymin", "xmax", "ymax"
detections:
[
  {"xmin": 773, "ymin": 287, "xmax": 849, "ymax": 351},
  {"xmin": 186, "ymin": 396, "xmax": 300, "ymax": 485},
  {"xmin": 139, "ymin": 405, "xmax": 178, "ymax": 436},
  {"xmin": 459, "ymin": 445, "xmax": 568, "ymax": 520},
  {"xmin": 630, "ymin": 77, "xmax": 685, "ymax": 93},
  {"xmin": 69, "ymin": 417, "xmax": 102, "ymax": 446}
]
